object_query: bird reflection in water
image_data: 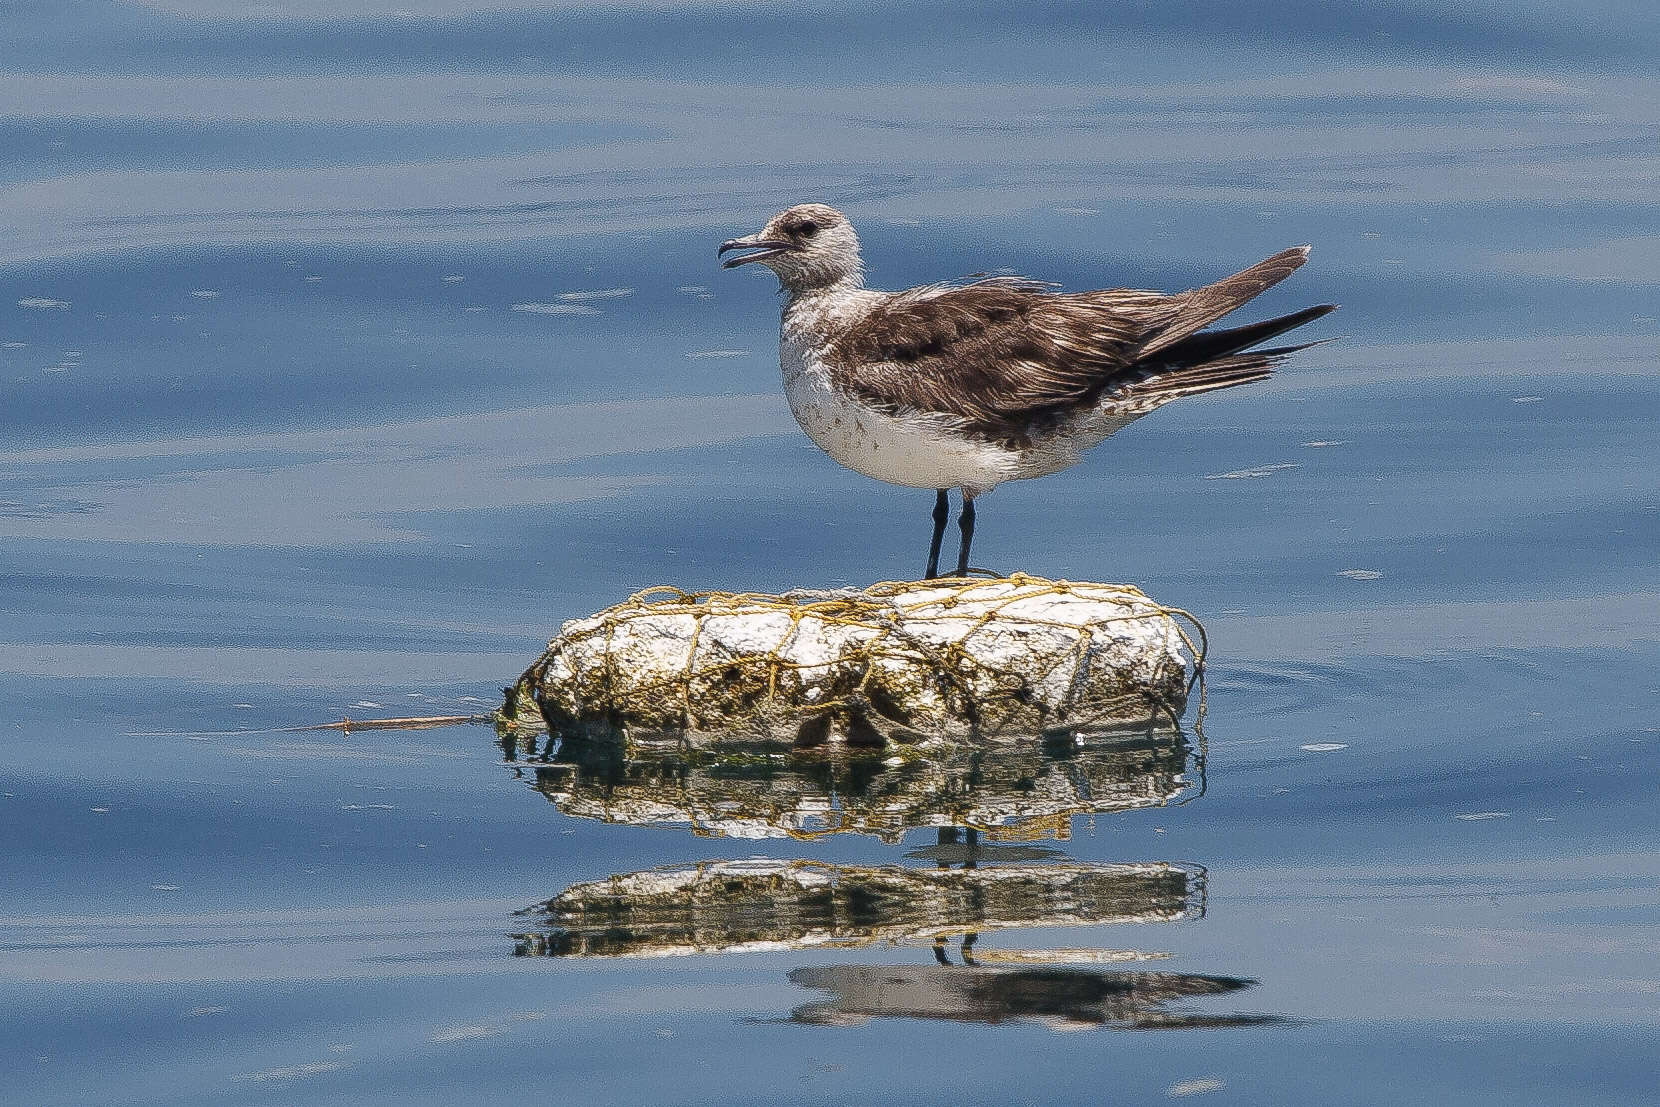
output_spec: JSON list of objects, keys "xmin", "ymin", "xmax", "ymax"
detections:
[
  {"xmin": 785, "ymin": 965, "xmax": 1281, "ymax": 1030},
  {"xmin": 500, "ymin": 712, "xmax": 1277, "ymax": 1028}
]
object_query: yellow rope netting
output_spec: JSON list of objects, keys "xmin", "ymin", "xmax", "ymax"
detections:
[{"xmin": 513, "ymin": 574, "xmax": 1206, "ymax": 741}]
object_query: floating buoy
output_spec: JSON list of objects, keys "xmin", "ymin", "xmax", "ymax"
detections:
[{"xmin": 502, "ymin": 574, "xmax": 1201, "ymax": 749}]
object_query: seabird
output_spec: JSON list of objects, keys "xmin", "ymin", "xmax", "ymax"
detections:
[{"xmin": 719, "ymin": 203, "xmax": 1335, "ymax": 578}]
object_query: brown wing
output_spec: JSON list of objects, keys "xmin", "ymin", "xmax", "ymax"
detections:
[
  {"xmin": 827, "ymin": 278, "xmax": 1182, "ymax": 441},
  {"xmin": 825, "ymin": 247, "xmax": 1326, "ymax": 443}
]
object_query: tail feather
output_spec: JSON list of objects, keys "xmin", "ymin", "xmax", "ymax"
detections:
[
  {"xmin": 1152, "ymin": 304, "xmax": 1337, "ymax": 368},
  {"xmin": 1116, "ymin": 339, "xmax": 1329, "ymax": 407},
  {"xmin": 1135, "ymin": 246, "xmax": 1314, "ymax": 360}
]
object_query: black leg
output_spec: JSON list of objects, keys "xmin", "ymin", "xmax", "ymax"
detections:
[
  {"xmin": 924, "ymin": 488, "xmax": 949, "ymax": 579},
  {"xmin": 936, "ymin": 826, "xmax": 957, "ymax": 871},
  {"xmin": 954, "ymin": 494, "xmax": 976, "ymax": 576}
]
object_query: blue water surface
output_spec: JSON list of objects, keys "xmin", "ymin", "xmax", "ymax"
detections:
[{"xmin": 3, "ymin": 3, "xmax": 1658, "ymax": 1104}]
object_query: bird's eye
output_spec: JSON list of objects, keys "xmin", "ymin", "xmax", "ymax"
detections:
[{"xmin": 796, "ymin": 220, "xmax": 819, "ymax": 237}]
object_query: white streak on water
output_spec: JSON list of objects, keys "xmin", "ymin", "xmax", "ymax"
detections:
[
  {"xmin": 1168, "ymin": 1079, "xmax": 1225, "ymax": 1097},
  {"xmin": 1205, "ymin": 463, "xmax": 1298, "ymax": 480},
  {"xmin": 234, "ymin": 1060, "xmax": 347, "ymax": 1083},
  {"xmin": 511, "ymin": 302, "xmax": 601, "ymax": 315},
  {"xmin": 429, "ymin": 1025, "xmax": 501, "ymax": 1043}
]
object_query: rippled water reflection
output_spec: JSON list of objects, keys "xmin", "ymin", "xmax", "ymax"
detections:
[{"xmin": 4, "ymin": 2, "xmax": 1659, "ymax": 1104}]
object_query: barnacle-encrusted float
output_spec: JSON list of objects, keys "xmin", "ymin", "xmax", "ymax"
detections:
[{"xmin": 500, "ymin": 574, "xmax": 1202, "ymax": 749}]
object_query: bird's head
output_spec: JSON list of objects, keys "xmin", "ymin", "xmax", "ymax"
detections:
[{"xmin": 718, "ymin": 203, "xmax": 863, "ymax": 293}]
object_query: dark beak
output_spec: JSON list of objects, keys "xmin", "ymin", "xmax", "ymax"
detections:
[{"xmin": 718, "ymin": 235, "xmax": 793, "ymax": 269}]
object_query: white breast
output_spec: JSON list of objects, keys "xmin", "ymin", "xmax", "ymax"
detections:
[{"xmin": 780, "ymin": 334, "xmax": 1019, "ymax": 495}]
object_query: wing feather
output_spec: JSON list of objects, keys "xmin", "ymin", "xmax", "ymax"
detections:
[
  {"xmin": 821, "ymin": 251, "xmax": 1330, "ymax": 444},
  {"xmin": 827, "ymin": 280, "xmax": 1179, "ymax": 440}
]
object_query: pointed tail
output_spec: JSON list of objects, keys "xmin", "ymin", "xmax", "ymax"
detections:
[
  {"xmin": 1136, "ymin": 246, "xmax": 1317, "ymax": 360},
  {"xmin": 1153, "ymin": 304, "xmax": 1338, "ymax": 368},
  {"xmin": 1116, "ymin": 338, "xmax": 1332, "ymax": 408}
]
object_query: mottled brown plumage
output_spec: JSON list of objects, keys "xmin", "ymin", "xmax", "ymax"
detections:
[{"xmin": 821, "ymin": 249, "xmax": 1332, "ymax": 444}]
